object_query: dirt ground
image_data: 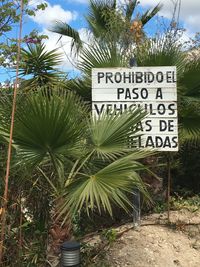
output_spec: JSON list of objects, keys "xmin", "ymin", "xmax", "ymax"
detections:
[
  {"xmin": 106, "ymin": 210, "xmax": 200, "ymax": 267},
  {"xmin": 86, "ymin": 210, "xmax": 200, "ymax": 267}
]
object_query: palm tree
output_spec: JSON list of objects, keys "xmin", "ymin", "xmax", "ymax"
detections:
[
  {"xmin": 0, "ymin": 89, "xmax": 154, "ymax": 265},
  {"xmin": 50, "ymin": 0, "xmax": 161, "ymax": 54},
  {"xmin": 49, "ymin": 1, "xmax": 161, "ymax": 103},
  {"xmin": 19, "ymin": 43, "xmax": 63, "ymax": 90}
]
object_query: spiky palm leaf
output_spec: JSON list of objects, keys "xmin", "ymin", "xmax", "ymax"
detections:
[
  {"xmin": 179, "ymin": 59, "xmax": 200, "ymax": 98},
  {"xmin": 140, "ymin": 4, "xmax": 162, "ymax": 25},
  {"xmin": 125, "ymin": 0, "xmax": 138, "ymax": 22},
  {"xmin": 136, "ymin": 38, "xmax": 185, "ymax": 73},
  {"xmin": 19, "ymin": 43, "xmax": 62, "ymax": 89}
]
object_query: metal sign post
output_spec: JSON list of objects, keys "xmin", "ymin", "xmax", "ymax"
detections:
[
  {"xmin": 130, "ymin": 58, "xmax": 141, "ymax": 227},
  {"xmin": 132, "ymin": 187, "xmax": 141, "ymax": 227}
]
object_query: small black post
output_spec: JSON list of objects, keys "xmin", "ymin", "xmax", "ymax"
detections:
[
  {"xmin": 60, "ymin": 241, "xmax": 81, "ymax": 267},
  {"xmin": 129, "ymin": 57, "xmax": 138, "ymax": 68}
]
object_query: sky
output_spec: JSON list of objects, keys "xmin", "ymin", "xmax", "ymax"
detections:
[{"xmin": 0, "ymin": 0, "xmax": 199, "ymax": 83}]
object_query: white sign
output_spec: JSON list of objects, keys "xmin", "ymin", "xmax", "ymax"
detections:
[{"xmin": 92, "ymin": 67, "xmax": 178, "ymax": 151}]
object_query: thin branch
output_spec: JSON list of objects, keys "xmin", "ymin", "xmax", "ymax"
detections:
[{"xmin": 0, "ymin": 0, "xmax": 24, "ymax": 263}]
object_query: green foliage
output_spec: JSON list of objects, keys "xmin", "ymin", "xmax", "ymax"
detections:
[
  {"xmin": 0, "ymin": 1, "xmax": 48, "ymax": 68},
  {"xmin": 0, "ymin": 0, "xmax": 48, "ymax": 36},
  {"xmin": 101, "ymin": 228, "xmax": 117, "ymax": 244},
  {"xmin": 135, "ymin": 37, "xmax": 200, "ymax": 143},
  {"xmin": 171, "ymin": 195, "xmax": 200, "ymax": 212},
  {"xmin": 153, "ymin": 200, "xmax": 167, "ymax": 213},
  {"xmin": 0, "ymin": 88, "xmax": 155, "ymax": 266},
  {"xmin": 85, "ymin": 0, "xmax": 117, "ymax": 39},
  {"xmin": 3, "ymin": 220, "xmax": 48, "ymax": 267},
  {"xmin": 173, "ymin": 143, "xmax": 200, "ymax": 192},
  {"xmin": 85, "ymin": 0, "xmax": 161, "ymax": 47},
  {"xmin": 0, "ymin": 90, "xmax": 153, "ymax": 220},
  {"xmin": 65, "ymin": 41, "xmax": 128, "ymax": 101},
  {"xmin": 78, "ymin": 42, "xmax": 127, "ymax": 75},
  {"xmin": 0, "ymin": 0, "xmax": 20, "ymax": 36}
]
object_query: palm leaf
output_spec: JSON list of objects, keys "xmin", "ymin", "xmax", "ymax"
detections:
[
  {"xmin": 89, "ymin": 109, "xmax": 147, "ymax": 159},
  {"xmin": 136, "ymin": 37, "xmax": 185, "ymax": 73},
  {"xmin": 125, "ymin": 0, "xmax": 138, "ymax": 22},
  {"xmin": 179, "ymin": 59, "xmax": 200, "ymax": 98},
  {"xmin": 61, "ymin": 153, "xmax": 151, "ymax": 218},
  {"xmin": 63, "ymin": 76, "xmax": 92, "ymax": 102},
  {"xmin": 1, "ymin": 91, "xmax": 88, "ymax": 169},
  {"xmin": 135, "ymin": 36, "xmax": 200, "ymax": 143},
  {"xmin": 140, "ymin": 4, "xmax": 162, "ymax": 26},
  {"xmin": 78, "ymin": 42, "xmax": 127, "ymax": 75},
  {"xmin": 86, "ymin": 0, "xmax": 116, "ymax": 38},
  {"xmin": 50, "ymin": 21, "xmax": 83, "ymax": 54},
  {"xmin": 179, "ymin": 101, "xmax": 200, "ymax": 143}
]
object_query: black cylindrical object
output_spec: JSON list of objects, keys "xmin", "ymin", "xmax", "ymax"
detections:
[{"xmin": 60, "ymin": 241, "xmax": 81, "ymax": 267}]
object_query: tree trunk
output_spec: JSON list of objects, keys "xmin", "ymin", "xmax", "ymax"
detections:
[{"xmin": 47, "ymin": 198, "xmax": 72, "ymax": 267}]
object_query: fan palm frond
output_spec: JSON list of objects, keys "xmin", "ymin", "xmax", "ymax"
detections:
[
  {"xmin": 179, "ymin": 100, "xmax": 200, "ymax": 143},
  {"xmin": 86, "ymin": 0, "xmax": 117, "ymax": 38},
  {"xmin": 0, "ymin": 88, "xmax": 154, "ymax": 221},
  {"xmin": 64, "ymin": 77, "xmax": 92, "ymax": 101},
  {"xmin": 61, "ymin": 152, "xmax": 152, "ymax": 218},
  {"xmin": 135, "ymin": 36, "xmax": 200, "ymax": 143},
  {"xmin": 89, "ymin": 109, "xmax": 147, "ymax": 159},
  {"xmin": 2, "ymin": 91, "xmax": 88, "ymax": 169},
  {"xmin": 78, "ymin": 42, "xmax": 127, "ymax": 75},
  {"xmin": 136, "ymin": 37, "xmax": 185, "ymax": 73}
]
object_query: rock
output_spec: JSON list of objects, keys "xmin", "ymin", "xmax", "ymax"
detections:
[
  {"xmin": 192, "ymin": 240, "xmax": 200, "ymax": 250},
  {"xmin": 173, "ymin": 259, "xmax": 180, "ymax": 265}
]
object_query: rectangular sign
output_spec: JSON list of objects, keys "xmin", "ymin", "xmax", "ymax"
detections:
[{"xmin": 92, "ymin": 67, "xmax": 178, "ymax": 151}]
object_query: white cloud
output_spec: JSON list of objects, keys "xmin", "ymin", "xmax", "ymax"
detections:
[
  {"xmin": 41, "ymin": 29, "xmax": 74, "ymax": 70},
  {"xmin": 67, "ymin": 0, "xmax": 88, "ymax": 3},
  {"xmin": 30, "ymin": 1, "xmax": 77, "ymax": 27},
  {"xmin": 28, "ymin": 0, "xmax": 88, "ymax": 72},
  {"xmin": 139, "ymin": 0, "xmax": 200, "ymax": 34}
]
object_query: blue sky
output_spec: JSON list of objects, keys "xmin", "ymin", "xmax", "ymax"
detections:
[{"xmin": 0, "ymin": 0, "xmax": 199, "ymax": 83}]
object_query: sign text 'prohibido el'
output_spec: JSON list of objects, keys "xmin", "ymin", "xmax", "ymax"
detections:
[{"xmin": 92, "ymin": 67, "xmax": 178, "ymax": 152}]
